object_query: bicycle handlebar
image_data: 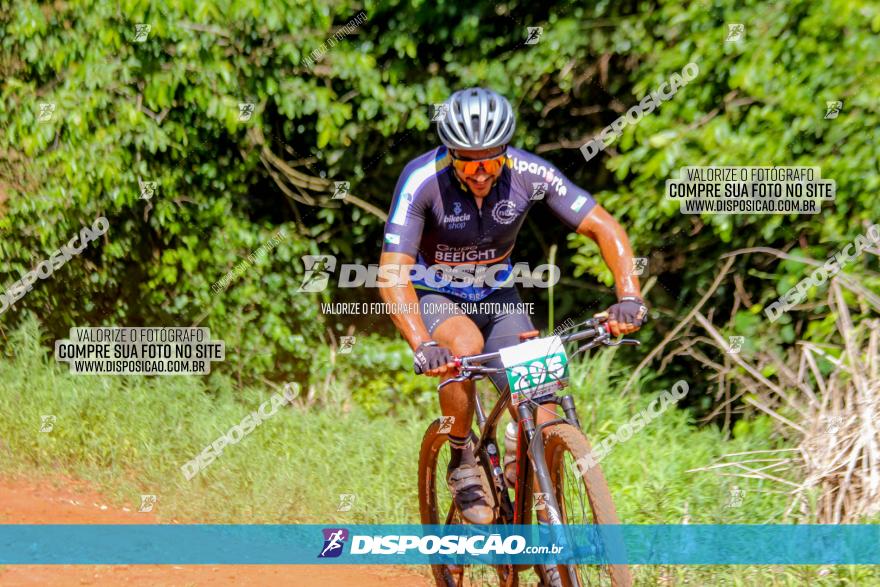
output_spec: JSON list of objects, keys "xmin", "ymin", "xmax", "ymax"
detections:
[{"xmin": 436, "ymin": 316, "xmax": 640, "ymax": 390}]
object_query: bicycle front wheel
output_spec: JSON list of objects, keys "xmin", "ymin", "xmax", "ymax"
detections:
[
  {"xmin": 540, "ymin": 423, "xmax": 632, "ymax": 587},
  {"xmin": 418, "ymin": 418, "xmax": 516, "ymax": 587}
]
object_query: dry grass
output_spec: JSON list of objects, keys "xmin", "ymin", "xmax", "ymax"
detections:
[{"xmin": 629, "ymin": 250, "xmax": 879, "ymax": 523}]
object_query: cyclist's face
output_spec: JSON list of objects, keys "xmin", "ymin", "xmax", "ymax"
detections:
[{"xmin": 450, "ymin": 146, "xmax": 506, "ymax": 198}]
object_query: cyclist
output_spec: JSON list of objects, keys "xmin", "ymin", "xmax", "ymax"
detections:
[{"xmin": 379, "ymin": 87, "xmax": 647, "ymax": 524}]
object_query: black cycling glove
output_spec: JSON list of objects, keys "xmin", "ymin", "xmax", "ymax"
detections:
[
  {"xmin": 608, "ymin": 296, "xmax": 649, "ymax": 327},
  {"xmin": 413, "ymin": 341, "xmax": 454, "ymax": 374}
]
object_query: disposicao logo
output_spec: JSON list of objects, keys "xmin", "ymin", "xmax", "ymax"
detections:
[{"xmin": 319, "ymin": 528, "xmax": 349, "ymax": 558}]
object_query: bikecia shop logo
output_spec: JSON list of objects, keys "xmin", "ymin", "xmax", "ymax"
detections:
[
  {"xmin": 238, "ymin": 102, "xmax": 255, "ymax": 121},
  {"xmin": 138, "ymin": 494, "xmax": 157, "ymax": 512},
  {"xmin": 333, "ymin": 181, "xmax": 350, "ymax": 200},
  {"xmin": 727, "ymin": 336, "xmax": 745, "ymax": 354},
  {"xmin": 133, "ymin": 24, "xmax": 151, "ymax": 42},
  {"xmin": 298, "ymin": 255, "xmax": 337, "ymax": 292},
  {"xmin": 491, "ymin": 200, "xmax": 518, "ymax": 225},
  {"xmin": 38, "ymin": 103, "xmax": 55, "ymax": 122},
  {"xmin": 530, "ymin": 182, "xmax": 548, "ymax": 201},
  {"xmin": 525, "ymin": 27, "xmax": 543, "ymax": 45},
  {"xmin": 139, "ymin": 179, "xmax": 157, "ymax": 201},
  {"xmin": 725, "ymin": 23, "xmax": 744, "ymax": 41},
  {"xmin": 824, "ymin": 101, "xmax": 843, "ymax": 119},
  {"xmin": 430, "ymin": 103, "xmax": 449, "ymax": 122},
  {"xmin": 443, "ymin": 201, "xmax": 471, "ymax": 227},
  {"xmin": 40, "ymin": 415, "xmax": 56, "ymax": 432},
  {"xmin": 319, "ymin": 528, "xmax": 349, "ymax": 558}
]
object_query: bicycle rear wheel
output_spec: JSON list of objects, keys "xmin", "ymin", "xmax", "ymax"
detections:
[
  {"xmin": 539, "ymin": 423, "xmax": 632, "ymax": 587},
  {"xmin": 418, "ymin": 418, "xmax": 517, "ymax": 587}
]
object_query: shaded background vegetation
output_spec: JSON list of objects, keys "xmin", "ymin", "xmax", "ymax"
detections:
[{"xmin": 1, "ymin": 0, "xmax": 878, "ymax": 418}]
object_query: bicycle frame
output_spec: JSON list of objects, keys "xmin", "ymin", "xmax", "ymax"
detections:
[
  {"xmin": 456, "ymin": 381, "xmax": 581, "ymax": 527},
  {"xmin": 440, "ymin": 318, "xmax": 637, "ymax": 529},
  {"xmin": 438, "ymin": 385, "xmax": 586, "ymax": 585},
  {"xmin": 430, "ymin": 317, "xmax": 639, "ymax": 586}
]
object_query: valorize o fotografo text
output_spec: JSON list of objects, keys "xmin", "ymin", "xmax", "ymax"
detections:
[{"xmin": 54, "ymin": 327, "xmax": 225, "ymax": 375}]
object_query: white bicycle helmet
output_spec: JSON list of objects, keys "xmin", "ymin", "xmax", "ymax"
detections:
[{"xmin": 437, "ymin": 87, "xmax": 516, "ymax": 150}]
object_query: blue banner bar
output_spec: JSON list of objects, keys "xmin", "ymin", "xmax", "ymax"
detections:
[{"xmin": 1, "ymin": 525, "xmax": 879, "ymax": 565}]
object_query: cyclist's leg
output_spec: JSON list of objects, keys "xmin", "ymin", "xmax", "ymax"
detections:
[
  {"xmin": 433, "ymin": 314, "xmax": 484, "ymax": 441},
  {"xmin": 417, "ymin": 290, "xmax": 493, "ymax": 524},
  {"xmin": 415, "ymin": 290, "xmax": 489, "ymax": 440},
  {"xmin": 480, "ymin": 287, "xmax": 561, "ymax": 496},
  {"xmin": 478, "ymin": 286, "xmax": 537, "ymax": 412}
]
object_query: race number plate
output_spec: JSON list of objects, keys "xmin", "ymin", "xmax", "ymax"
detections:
[{"xmin": 499, "ymin": 335, "xmax": 569, "ymax": 406}]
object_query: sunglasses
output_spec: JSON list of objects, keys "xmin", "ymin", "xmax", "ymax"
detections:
[{"xmin": 450, "ymin": 149, "xmax": 508, "ymax": 175}]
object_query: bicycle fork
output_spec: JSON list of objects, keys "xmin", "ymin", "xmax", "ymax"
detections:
[
  {"xmin": 517, "ymin": 399, "xmax": 580, "ymax": 586},
  {"xmin": 516, "ymin": 402, "xmax": 565, "ymax": 525}
]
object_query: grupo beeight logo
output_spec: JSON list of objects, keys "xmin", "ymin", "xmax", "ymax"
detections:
[{"xmin": 319, "ymin": 528, "xmax": 349, "ymax": 558}]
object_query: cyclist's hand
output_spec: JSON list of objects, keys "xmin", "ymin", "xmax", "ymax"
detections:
[
  {"xmin": 413, "ymin": 341, "xmax": 456, "ymax": 376},
  {"xmin": 598, "ymin": 296, "xmax": 648, "ymax": 337}
]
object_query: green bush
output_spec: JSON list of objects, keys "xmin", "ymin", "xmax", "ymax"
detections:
[{"xmin": 1, "ymin": 0, "xmax": 876, "ymax": 414}]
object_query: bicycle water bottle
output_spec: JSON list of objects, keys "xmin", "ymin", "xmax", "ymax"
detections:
[{"xmin": 503, "ymin": 421, "xmax": 518, "ymax": 486}]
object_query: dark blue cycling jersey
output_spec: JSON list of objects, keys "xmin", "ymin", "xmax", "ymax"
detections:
[{"xmin": 382, "ymin": 146, "xmax": 597, "ymax": 301}]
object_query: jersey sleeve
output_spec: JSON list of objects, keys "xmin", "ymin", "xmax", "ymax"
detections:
[
  {"xmin": 381, "ymin": 162, "xmax": 430, "ymax": 258},
  {"xmin": 545, "ymin": 179, "xmax": 597, "ymax": 229},
  {"xmin": 512, "ymin": 150, "xmax": 597, "ymax": 229}
]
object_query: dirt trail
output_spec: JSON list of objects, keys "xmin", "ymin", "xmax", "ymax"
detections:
[{"xmin": 0, "ymin": 474, "xmax": 431, "ymax": 586}]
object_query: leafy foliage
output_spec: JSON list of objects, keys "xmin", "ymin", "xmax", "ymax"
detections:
[{"xmin": 1, "ymin": 0, "xmax": 877, "ymax": 401}]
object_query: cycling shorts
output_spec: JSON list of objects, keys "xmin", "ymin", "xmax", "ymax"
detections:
[{"xmin": 416, "ymin": 286, "xmax": 535, "ymax": 393}]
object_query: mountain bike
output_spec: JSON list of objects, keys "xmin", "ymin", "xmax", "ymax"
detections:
[{"xmin": 418, "ymin": 316, "xmax": 636, "ymax": 587}]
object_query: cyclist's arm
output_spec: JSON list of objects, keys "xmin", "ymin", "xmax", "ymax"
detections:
[
  {"xmin": 378, "ymin": 252, "xmax": 456, "ymax": 377},
  {"xmin": 380, "ymin": 158, "xmax": 456, "ymax": 376},
  {"xmin": 575, "ymin": 205, "xmax": 641, "ymax": 300},
  {"xmin": 525, "ymin": 156, "xmax": 641, "ymax": 299},
  {"xmin": 576, "ymin": 206, "xmax": 645, "ymax": 336},
  {"xmin": 381, "ymin": 161, "xmax": 431, "ymax": 352},
  {"xmin": 527, "ymin": 152, "xmax": 643, "ymax": 333},
  {"xmin": 378, "ymin": 251, "xmax": 431, "ymax": 351}
]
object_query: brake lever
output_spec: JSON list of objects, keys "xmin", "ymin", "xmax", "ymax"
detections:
[
  {"xmin": 603, "ymin": 338, "xmax": 640, "ymax": 347},
  {"xmin": 438, "ymin": 375, "xmax": 468, "ymax": 390},
  {"xmin": 433, "ymin": 357, "xmax": 464, "ymax": 390}
]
